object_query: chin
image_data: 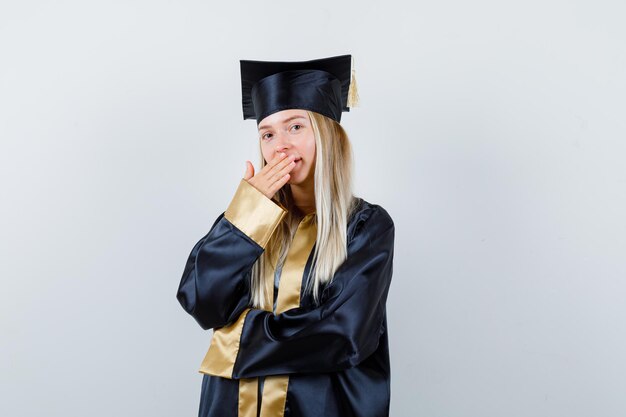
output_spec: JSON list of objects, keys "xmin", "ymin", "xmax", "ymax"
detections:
[{"xmin": 288, "ymin": 165, "xmax": 313, "ymax": 186}]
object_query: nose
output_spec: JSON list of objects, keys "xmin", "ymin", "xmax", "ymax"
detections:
[{"xmin": 273, "ymin": 131, "xmax": 292, "ymax": 154}]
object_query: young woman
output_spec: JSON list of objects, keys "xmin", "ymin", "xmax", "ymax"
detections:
[{"xmin": 177, "ymin": 54, "xmax": 395, "ymax": 417}]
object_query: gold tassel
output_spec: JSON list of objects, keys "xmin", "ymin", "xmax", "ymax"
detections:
[{"xmin": 347, "ymin": 56, "xmax": 360, "ymax": 108}]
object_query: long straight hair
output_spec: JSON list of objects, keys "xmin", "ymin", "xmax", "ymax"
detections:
[{"xmin": 249, "ymin": 110, "xmax": 360, "ymax": 309}]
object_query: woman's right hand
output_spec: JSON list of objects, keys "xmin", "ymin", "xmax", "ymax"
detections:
[{"xmin": 244, "ymin": 152, "xmax": 296, "ymax": 200}]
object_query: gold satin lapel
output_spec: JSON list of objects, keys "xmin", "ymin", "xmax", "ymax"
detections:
[
  {"xmin": 259, "ymin": 214, "xmax": 317, "ymax": 416},
  {"xmin": 238, "ymin": 378, "xmax": 259, "ymax": 417},
  {"xmin": 237, "ymin": 246, "xmax": 280, "ymax": 416},
  {"xmin": 259, "ymin": 375, "xmax": 290, "ymax": 417},
  {"xmin": 275, "ymin": 214, "xmax": 317, "ymax": 314},
  {"xmin": 199, "ymin": 307, "xmax": 252, "ymax": 378}
]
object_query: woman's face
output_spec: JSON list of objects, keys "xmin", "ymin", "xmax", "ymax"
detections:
[{"xmin": 258, "ymin": 109, "xmax": 316, "ymax": 186}]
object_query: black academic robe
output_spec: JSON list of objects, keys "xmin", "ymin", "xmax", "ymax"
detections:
[{"xmin": 176, "ymin": 178, "xmax": 395, "ymax": 417}]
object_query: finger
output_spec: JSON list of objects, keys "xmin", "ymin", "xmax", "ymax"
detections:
[
  {"xmin": 267, "ymin": 157, "xmax": 296, "ymax": 184},
  {"xmin": 271, "ymin": 151, "xmax": 288, "ymax": 163},
  {"xmin": 270, "ymin": 152, "xmax": 293, "ymax": 168},
  {"xmin": 267, "ymin": 173, "xmax": 290, "ymax": 195},
  {"xmin": 265, "ymin": 153, "xmax": 295, "ymax": 178},
  {"xmin": 243, "ymin": 161, "xmax": 254, "ymax": 180}
]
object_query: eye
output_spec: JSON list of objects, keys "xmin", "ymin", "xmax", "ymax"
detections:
[
  {"xmin": 261, "ymin": 132, "xmax": 273, "ymax": 141},
  {"xmin": 290, "ymin": 124, "xmax": 303, "ymax": 132}
]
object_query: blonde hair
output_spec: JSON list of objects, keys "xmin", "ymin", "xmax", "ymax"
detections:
[{"xmin": 249, "ymin": 110, "xmax": 360, "ymax": 309}]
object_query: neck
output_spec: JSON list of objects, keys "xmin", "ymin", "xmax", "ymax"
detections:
[{"xmin": 290, "ymin": 178, "xmax": 315, "ymax": 216}]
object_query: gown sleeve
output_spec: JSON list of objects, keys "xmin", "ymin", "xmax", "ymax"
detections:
[
  {"xmin": 176, "ymin": 178, "xmax": 287, "ymax": 330},
  {"xmin": 201, "ymin": 205, "xmax": 395, "ymax": 379}
]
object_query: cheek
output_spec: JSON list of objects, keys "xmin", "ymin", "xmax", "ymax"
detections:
[
  {"xmin": 260, "ymin": 146, "xmax": 272, "ymax": 164},
  {"xmin": 305, "ymin": 134, "xmax": 316, "ymax": 160},
  {"xmin": 308, "ymin": 144, "xmax": 316, "ymax": 162}
]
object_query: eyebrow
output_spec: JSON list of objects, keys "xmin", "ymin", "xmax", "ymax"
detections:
[{"xmin": 258, "ymin": 115, "xmax": 307, "ymax": 131}]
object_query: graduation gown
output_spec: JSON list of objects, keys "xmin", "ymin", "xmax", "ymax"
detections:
[{"xmin": 176, "ymin": 178, "xmax": 395, "ymax": 417}]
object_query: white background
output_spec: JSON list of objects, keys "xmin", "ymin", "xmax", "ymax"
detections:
[{"xmin": 1, "ymin": 1, "xmax": 625, "ymax": 416}]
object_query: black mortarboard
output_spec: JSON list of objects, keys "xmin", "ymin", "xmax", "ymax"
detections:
[{"xmin": 240, "ymin": 54, "xmax": 359, "ymax": 125}]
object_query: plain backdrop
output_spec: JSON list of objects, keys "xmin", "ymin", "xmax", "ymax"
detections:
[{"xmin": 1, "ymin": 1, "xmax": 625, "ymax": 416}]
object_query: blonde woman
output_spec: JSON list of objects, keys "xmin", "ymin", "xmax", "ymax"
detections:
[{"xmin": 177, "ymin": 54, "xmax": 395, "ymax": 417}]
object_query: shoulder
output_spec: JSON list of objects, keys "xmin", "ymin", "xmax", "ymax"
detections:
[{"xmin": 347, "ymin": 197, "xmax": 394, "ymax": 244}]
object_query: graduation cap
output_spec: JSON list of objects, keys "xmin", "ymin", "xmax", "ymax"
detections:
[{"xmin": 240, "ymin": 54, "xmax": 359, "ymax": 125}]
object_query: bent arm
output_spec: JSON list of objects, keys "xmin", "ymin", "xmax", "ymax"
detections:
[{"xmin": 176, "ymin": 178, "xmax": 287, "ymax": 330}]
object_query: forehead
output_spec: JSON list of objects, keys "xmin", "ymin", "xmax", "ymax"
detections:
[{"xmin": 258, "ymin": 109, "xmax": 309, "ymax": 130}]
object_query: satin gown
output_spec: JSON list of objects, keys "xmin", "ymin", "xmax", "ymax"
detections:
[{"xmin": 176, "ymin": 178, "xmax": 395, "ymax": 417}]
